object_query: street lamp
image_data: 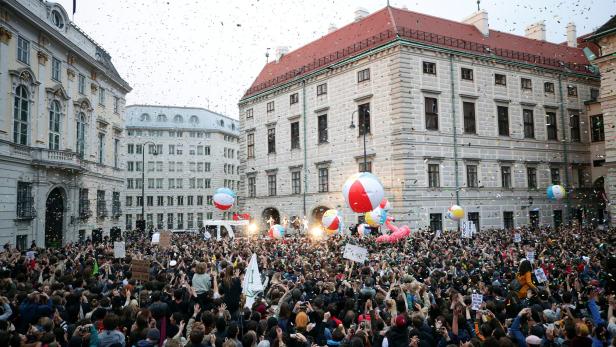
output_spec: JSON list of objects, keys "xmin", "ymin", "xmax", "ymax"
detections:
[
  {"xmin": 350, "ymin": 108, "xmax": 370, "ymax": 172},
  {"xmin": 140, "ymin": 141, "xmax": 157, "ymax": 231}
]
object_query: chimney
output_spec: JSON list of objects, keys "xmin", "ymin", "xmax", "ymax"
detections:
[
  {"xmin": 525, "ymin": 21, "xmax": 546, "ymax": 41},
  {"xmin": 567, "ymin": 22, "xmax": 577, "ymax": 47},
  {"xmin": 275, "ymin": 46, "xmax": 289, "ymax": 62},
  {"xmin": 354, "ymin": 7, "xmax": 369, "ymax": 21},
  {"xmin": 328, "ymin": 23, "xmax": 337, "ymax": 34},
  {"xmin": 462, "ymin": 10, "xmax": 489, "ymax": 37}
]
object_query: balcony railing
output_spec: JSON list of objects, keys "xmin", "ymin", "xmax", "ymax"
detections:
[
  {"xmin": 97, "ymin": 201, "xmax": 108, "ymax": 218},
  {"xmin": 16, "ymin": 198, "xmax": 36, "ymax": 219},
  {"xmin": 31, "ymin": 148, "xmax": 83, "ymax": 170}
]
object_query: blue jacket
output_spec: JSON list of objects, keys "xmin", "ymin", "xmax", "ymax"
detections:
[
  {"xmin": 509, "ymin": 316, "xmax": 527, "ymax": 347},
  {"xmin": 17, "ymin": 298, "xmax": 53, "ymax": 332}
]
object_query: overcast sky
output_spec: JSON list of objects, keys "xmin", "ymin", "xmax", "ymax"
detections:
[{"xmin": 54, "ymin": 0, "xmax": 613, "ymax": 118}]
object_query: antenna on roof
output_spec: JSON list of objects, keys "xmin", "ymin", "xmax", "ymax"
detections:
[
  {"xmin": 477, "ymin": 0, "xmax": 480, "ymax": 11},
  {"xmin": 265, "ymin": 48, "xmax": 271, "ymax": 63},
  {"xmin": 387, "ymin": 0, "xmax": 390, "ymax": 6}
]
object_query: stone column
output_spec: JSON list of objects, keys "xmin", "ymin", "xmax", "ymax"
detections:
[
  {"xmin": 0, "ymin": 27, "xmax": 11, "ymax": 140},
  {"xmin": 36, "ymin": 51, "xmax": 48, "ymax": 147}
]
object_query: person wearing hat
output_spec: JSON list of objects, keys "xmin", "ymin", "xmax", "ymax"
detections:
[
  {"xmin": 383, "ymin": 314, "xmax": 409, "ymax": 347},
  {"xmin": 137, "ymin": 328, "xmax": 160, "ymax": 347}
]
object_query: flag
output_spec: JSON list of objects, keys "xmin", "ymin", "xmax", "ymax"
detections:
[
  {"xmin": 72, "ymin": 0, "xmax": 76, "ymax": 15},
  {"xmin": 92, "ymin": 259, "xmax": 99, "ymax": 275},
  {"xmin": 242, "ymin": 254, "xmax": 264, "ymax": 308},
  {"xmin": 233, "ymin": 213, "xmax": 250, "ymax": 221}
]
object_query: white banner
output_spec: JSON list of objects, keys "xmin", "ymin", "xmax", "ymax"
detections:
[
  {"xmin": 343, "ymin": 244, "xmax": 368, "ymax": 263},
  {"xmin": 151, "ymin": 232, "xmax": 160, "ymax": 244},
  {"xmin": 243, "ymin": 254, "xmax": 264, "ymax": 308}
]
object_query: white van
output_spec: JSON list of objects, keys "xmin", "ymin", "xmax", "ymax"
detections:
[{"xmin": 203, "ymin": 220, "xmax": 248, "ymax": 240}]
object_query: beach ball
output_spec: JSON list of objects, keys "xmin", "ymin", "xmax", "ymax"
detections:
[
  {"xmin": 268, "ymin": 224, "xmax": 285, "ymax": 239},
  {"xmin": 446, "ymin": 205, "xmax": 465, "ymax": 221},
  {"xmin": 365, "ymin": 207, "xmax": 386, "ymax": 227},
  {"xmin": 213, "ymin": 188, "xmax": 236, "ymax": 210},
  {"xmin": 342, "ymin": 173, "xmax": 385, "ymax": 213},
  {"xmin": 357, "ymin": 223, "xmax": 371, "ymax": 237},
  {"xmin": 546, "ymin": 185, "xmax": 566, "ymax": 201},
  {"xmin": 379, "ymin": 198, "xmax": 392, "ymax": 211},
  {"xmin": 321, "ymin": 209, "xmax": 341, "ymax": 233}
]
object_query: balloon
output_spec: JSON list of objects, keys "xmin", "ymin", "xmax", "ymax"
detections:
[
  {"xmin": 376, "ymin": 234, "xmax": 391, "ymax": 243},
  {"xmin": 342, "ymin": 172, "xmax": 385, "ymax": 213},
  {"xmin": 546, "ymin": 185, "xmax": 566, "ymax": 201},
  {"xmin": 268, "ymin": 224, "xmax": 285, "ymax": 239},
  {"xmin": 321, "ymin": 209, "xmax": 341, "ymax": 233},
  {"xmin": 357, "ymin": 223, "xmax": 371, "ymax": 237},
  {"xmin": 379, "ymin": 198, "xmax": 392, "ymax": 211},
  {"xmin": 446, "ymin": 205, "xmax": 465, "ymax": 221},
  {"xmin": 213, "ymin": 188, "xmax": 236, "ymax": 210},
  {"xmin": 365, "ymin": 207, "xmax": 386, "ymax": 227}
]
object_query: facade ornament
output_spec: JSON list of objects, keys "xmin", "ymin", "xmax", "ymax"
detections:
[
  {"xmin": 37, "ymin": 50, "xmax": 49, "ymax": 65},
  {"xmin": 0, "ymin": 26, "xmax": 13, "ymax": 44}
]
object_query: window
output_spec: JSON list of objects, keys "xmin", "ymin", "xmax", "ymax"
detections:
[
  {"xmin": 48, "ymin": 100, "xmax": 61, "ymax": 150},
  {"xmin": 99, "ymin": 88, "xmax": 105, "ymax": 106},
  {"xmin": 78, "ymin": 74, "xmax": 86, "ymax": 94},
  {"xmin": 136, "ymin": 196, "xmax": 143, "ymax": 206},
  {"xmin": 578, "ymin": 167, "xmax": 586, "ymax": 188},
  {"xmin": 521, "ymin": 78, "xmax": 532, "ymax": 90},
  {"xmin": 544, "ymin": 82, "xmax": 554, "ymax": 93},
  {"xmin": 461, "ymin": 68, "xmax": 473, "ymax": 81},
  {"xmin": 167, "ymin": 196, "xmax": 174, "ymax": 206},
  {"xmin": 96, "ymin": 190, "xmax": 107, "ymax": 218},
  {"xmin": 79, "ymin": 188, "xmax": 90, "ymax": 217},
  {"xmin": 593, "ymin": 160, "xmax": 605, "ymax": 167},
  {"xmin": 113, "ymin": 139, "xmax": 119, "ymax": 168},
  {"xmin": 136, "ymin": 144, "xmax": 142, "ymax": 154},
  {"xmin": 246, "ymin": 108, "xmax": 253, "ymax": 118},
  {"xmin": 497, "ymin": 106, "xmax": 509, "ymax": 136},
  {"xmin": 77, "ymin": 112, "xmax": 85, "ymax": 158},
  {"xmin": 16, "ymin": 182, "xmax": 35, "ymax": 219},
  {"xmin": 267, "ymin": 101, "xmax": 275, "ymax": 112},
  {"xmin": 463, "ymin": 102, "xmax": 475, "ymax": 134},
  {"xmin": 135, "ymin": 178, "xmax": 143, "ymax": 189},
  {"xmin": 127, "ymin": 179, "xmax": 134, "ymax": 189},
  {"xmin": 156, "ymin": 213, "xmax": 164, "ymax": 229},
  {"xmin": 17, "ymin": 36, "xmax": 30, "ymax": 64},
  {"xmin": 466, "ymin": 165, "xmax": 478, "ymax": 188},
  {"xmin": 359, "ymin": 161, "xmax": 372, "ymax": 173},
  {"xmin": 318, "ymin": 167, "xmax": 329, "ymax": 192},
  {"xmin": 177, "ymin": 196, "xmax": 184, "ymax": 206},
  {"xmin": 590, "ymin": 88, "xmax": 599, "ymax": 101},
  {"xmin": 553, "ymin": 210, "xmax": 563, "ymax": 228},
  {"xmin": 357, "ymin": 68, "xmax": 370, "ymax": 82},
  {"xmin": 527, "ymin": 167, "xmax": 537, "ymax": 189},
  {"xmin": 125, "ymin": 196, "xmax": 133, "ymax": 207},
  {"xmin": 125, "ymin": 214, "xmax": 133, "ymax": 230},
  {"xmin": 495, "ymin": 74, "xmax": 506, "ymax": 86},
  {"xmin": 127, "ymin": 162, "xmax": 134, "ymax": 171},
  {"xmin": 289, "ymin": 93, "xmax": 299, "ymax": 105},
  {"xmin": 248, "ymin": 177, "xmax": 256, "ymax": 197},
  {"xmin": 176, "ymin": 178, "xmax": 183, "ymax": 188},
  {"xmin": 503, "ymin": 211, "xmax": 514, "ymax": 230},
  {"xmin": 187, "ymin": 196, "xmax": 194, "ymax": 206},
  {"xmin": 97, "ymin": 133, "xmax": 105, "ymax": 164},
  {"xmin": 197, "ymin": 213, "xmax": 204, "ymax": 228},
  {"xmin": 423, "ymin": 61, "xmax": 436, "ymax": 74},
  {"xmin": 168, "ymin": 178, "xmax": 175, "ymax": 189},
  {"xmin": 567, "ymin": 85, "xmax": 577, "ymax": 97},
  {"xmin": 165, "ymin": 213, "xmax": 173, "ymax": 229},
  {"xmin": 316, "ymin": 83, "xmax": 327, "ymax": 96},
  {"xmin": 177, "ymin": 214, "xmax": 184, "ymax": 229},
  {"xmin": 113, "ymin": 96, "xmax": 119, "ymax": 114},
  {"xmin": 570, "ymin": 113, "xmax": 580, "ymax": 142},
  {"xmin": 316, "ymin": 114, "xmax": 328, "ymax": 143},
  {"xmin": 51, "ymin": 57, "xmax": 61, "ymax": 81},
  {"xmin": 523, "ymin": 109, "xmax": 535, "ymax": 138},
  {"xmin": 468, "ymin": 212, "xmax": 480, "ymax": 232},
  {"xmin": 291, "ymin": 171, "xmax": 301, "ymax": 194},
  {"xmin": 146, "ymin": 196, "xmax": 153, "ymax": 206},
  {"xmin": 546, "ymin": 111, "xmax": 558, "ymax": 140},
  {"xmin": 501, "ymin": 166, "xmax": 511, "ymax": 188},
  {"xmin": 197, "ymin": 195, "xmax": 204, "ymax": 205},
  {"xmin": 425, "ymin": 97, "xmax": 438, "ymax": 130},
  {"xmin": 550, "ymin": 168, "xmax": 561, "ymax": 185},
  {"xmin": 267, "ymin": 128, "xmax": 275, "ymax": 154},
  {"xmin": 174, "ymin": 114, "xmax": 183, "ymax": 123},
  {"xmin": 428, "ymin": 164, "xmax": 440, "ymax": 188},
  {"xmin": 13, "ymin": 85, "xmax": 29, "ymax": 145},
  {"xmin": 291, "ymin": 121, "xmax": 300, "ymax": 149},
  {"xmin": 187, "ymin": 213, "xmax": 194, "ymax": 229},
  {"xmin": 591, "ymin": 115, "xmax": 604, "ymax": 142},
  {"xmin": 429, "ymin": 213, "xmax": 442, "ymax": 232},
  {"xmin": 127, "ymin": 144, "xmax": 134, "ymax": 154},
  {"xmin": 268, "ymin": 174, "xmax": 277, "ymax": 196}
]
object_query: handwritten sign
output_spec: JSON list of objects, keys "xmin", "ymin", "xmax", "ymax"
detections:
[
  {"xmin": 131, "ymin": 259, "xmax": 150, "ymax": 282},
  {"xmin": 513, "ymin": 233, "xmax": 521, "ymax": 243},
  {"xmin": 151, "ymin": 232, "xmax": 160, "ymax": 244},
  {"xmin": 113, "ymin": 242, "xmax": 125, "ymax": 258},
  {"xmin": 159, "ymin": 231, "xmax": 171, "ymax": 248},
  {"xmin": 343, "ymin": 244, "xmax": 368, "ymax": 263},
  {"xmin": 534, "ymin": 268, "xmax": 548, "ymax": 283},
  {"xmin": 462, "ymin": 221, "xmax": 475, "ymax": 238},
  {"xmin": 526, "ymin": 251, "xmax": 535, "ymax": 263},
  {"xmin": 471, "ymin": 293, "xmax": 483, "ymax": 310}
]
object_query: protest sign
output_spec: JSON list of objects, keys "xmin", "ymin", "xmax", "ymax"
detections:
[
  {"xmin": 151, "ymin": 232, "xmax": 160, "ymax": 244},
  {"xmin": 513, "ymin": 233, "xmax": 521, "ymax": 243},
  {"xmin": 534, "ymin": 268, "xmax": 548, "ymax": 283},
  {"xmin": 113, "ymin": 241, "xmax": 125, "ymax": 258},
  {"xmin": 343, "ymin": 244, "xmax": 368, "ymax": 263},
  {"xmin": 131, "ymin": 259, "xmax": 150, "ymax": 282},
  {"xmin": 471, "ymin": 293, "xmax": 483, "ymax": 310},
  {"xmin": 526, "ymin": 251, "xmax": 535, "ymax": 263},
  {"xmin": 159, "ymin": 231, "xmax": 171, "ymax": 248}
]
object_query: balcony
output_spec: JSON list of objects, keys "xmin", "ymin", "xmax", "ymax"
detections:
[
  {"xmin": 31, "ymin": 148, "xmax": 83, "ymax": 171},
  {"xmin": 16, "ymin": 198, "xmax": 36, "ymax": 219}
]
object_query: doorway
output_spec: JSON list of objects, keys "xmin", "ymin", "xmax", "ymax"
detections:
[{"xmin": 45, "ymin": 187, "xmax": 65, "ymax": 248}]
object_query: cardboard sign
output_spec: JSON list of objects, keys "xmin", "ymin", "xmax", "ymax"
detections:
[
  {"xmin": 534, "ymin": 268, "xmax": 548, "ymax": 283},
  {"xmin": 471, "ymin": 293, "xmax": 483, "ymax": 310},
  {"xmin": 526, "ymin": 251, "xmax": 535, "ymax": 263},
  {"xmin": 513, "ymin": 233, "xmax": 521, "ymax": 243},
  {"xmin": 151, "ymin": 232, "xmax": 160, "ymax": 244},
  {"xmin": 159, "ymin": 231, "xmax": 171, "ymax": 248},
  {"xmin": 343, "ymin": 244, "xmax": 368, "ymax": 263},
  {"xmin": 113, "ymin": 242, "xmax": 125, "ymax": 258},
  {"xmin": 131, "ymin": 259, "xmax": 150, "ymax": 282}
]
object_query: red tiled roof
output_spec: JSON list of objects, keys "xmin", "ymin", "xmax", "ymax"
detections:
[{"xmin": 242, "ymin": 6, "xmax": 594, "ymax": 99}]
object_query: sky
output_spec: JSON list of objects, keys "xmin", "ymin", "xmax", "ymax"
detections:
[{"xmin": 54, "ymin": 0, "xmax": 614, "ymax": 119}]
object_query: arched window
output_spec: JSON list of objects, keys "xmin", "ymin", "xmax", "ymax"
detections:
[
  {"xmin": 140, "ymin": 113, "xmax": 150, "ymax": 121},
  {"xmin": 13, "ymin": 85, "xmax": 29, "ymax": 145},
  {"xmin": 219, "ymin": 119, "xmax": 224, "ymax": 127},
  {"xmin": 157, "ymin": 114, "xmax": 167, "ymax": 122},
  {"xmin": 49, "ymin": 100, "xmax": 61, "ymax": 150},
  {"xmin": 231, "ymin": 123, "xmax": 236, "ymax": 130},
  {"xmin": 174, "ymin": 115, "xmax": 183, "ymax": 123},
  {"xmin": 76, "ymin": 112, "xmax": 87, "ymax": 157},
  {"xmin": 190, "ymin": 115, "xmax": 199, "ymax": 124}
]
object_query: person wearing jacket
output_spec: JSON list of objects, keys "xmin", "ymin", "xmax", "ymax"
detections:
[
  {"xmin": 517, "ymin": 260, "xmax": 537, "ymax": 300},
  {"xmin": 17, "ymin": 292, "xmax": 54, "ymax": 333}
]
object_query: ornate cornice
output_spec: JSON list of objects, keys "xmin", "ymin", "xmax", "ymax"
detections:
[{"xmin": 0, "ymin": 26, "xmax": 12, "ymax": 44}]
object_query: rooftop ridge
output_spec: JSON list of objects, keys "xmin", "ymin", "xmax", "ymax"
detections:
[{"xmin": 126, "ymin": 104, "xmax": 237, "ymax": 121}]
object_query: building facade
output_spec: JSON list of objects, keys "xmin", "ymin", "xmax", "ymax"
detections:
[
  {"xmin": 123, "ymin": 105, "xmax": 240, "ymax": 231},
  {"xmin": 238, "ymin": 7, "xmax": 603, "ymax": 232},
  {"xmin": 0, "ymin": 0, "xmax": 131, "ymax": 248}
]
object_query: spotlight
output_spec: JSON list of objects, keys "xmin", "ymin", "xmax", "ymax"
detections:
[{"xmin": 247, "ymin": 223, "xmax": 258, "ymax": 234}]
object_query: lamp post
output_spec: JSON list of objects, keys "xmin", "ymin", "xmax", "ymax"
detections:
[
  {"xmin": 349, "ymin": 108, "xmax": 370, "ymax": 172},
  {"xmin": 141, "ymin": 141, "xmax": 157, "ymax": 230}
]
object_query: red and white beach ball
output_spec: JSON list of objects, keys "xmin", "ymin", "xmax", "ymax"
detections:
[
  {"xmin": 268, "ymin": 224, "xmax": 285, "ymax": 239},
  {"xmin": 321, "ymin": 209, "xmax": 341, "ymax": 233},
  {"xmin": 213, "ymin": 188, "xmax": 236, "ymax": 210},
  {"xmin": 379, "ymin": 198, "xmax": 392, "ymax": 211},
  {"xmin": 342, "ymin": 172, "xmax": 384, "ymax": 213}
]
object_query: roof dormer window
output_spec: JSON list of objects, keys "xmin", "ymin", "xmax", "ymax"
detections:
[
  {"xmin": 51, "ymin": 10, "xmax": 65, "ymax": 29},
  {"xmin": 140, "ymin": 113, "xmax": 150, "ymax": 121},
  {"xmin": 174, "ymin": 115, "xmax": 183, "ymax": 123},
  {"xmin": 190, "ymin": 115, "xmax": 199, "ymax": 124},
  {"xmin": 157, "ymin": 114, "xmax": 167, "ymax": 122}
]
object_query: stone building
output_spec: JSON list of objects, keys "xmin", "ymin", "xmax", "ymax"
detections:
[
  {"xmin": 0, "ymin": 0, "xmax": 131, "ymax": 248},
  {"xmin": 238, "ymin": 6, "xmax": 603, "ymax": 232},
  {"xmin": 123, "ymin": 105, "xmax": 240, "ymax": 231}
]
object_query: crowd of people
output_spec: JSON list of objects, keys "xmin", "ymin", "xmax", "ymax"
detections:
[{"xmin": 0, "ymin": 223, "xmax": 614, "ymax": 347}]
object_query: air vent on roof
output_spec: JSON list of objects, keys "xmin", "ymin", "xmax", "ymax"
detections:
[
  {"xmin": 462, "ymin": 10, "xmax": 489, "ymax": 37},
  {"xmin": 525, "ymin": 21, "xmax": 546, "ymax": 41},
  {"xmin": 567, "ymin": 22, "xmax": 577, "ymax": 48}
]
